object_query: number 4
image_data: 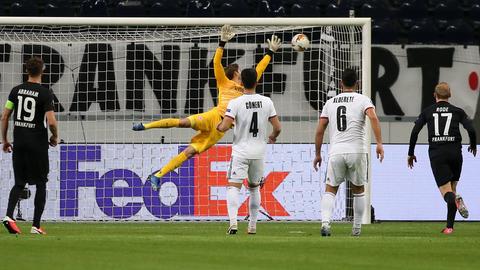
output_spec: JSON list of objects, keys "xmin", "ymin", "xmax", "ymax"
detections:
[{"xmin": 249, "ymin": 112, "xmax": 259, "ymax": 137}]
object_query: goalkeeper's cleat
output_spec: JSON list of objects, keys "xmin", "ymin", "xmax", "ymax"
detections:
[
  {"xmin": 2, "ymin": 216, "xmax": 21, "ymax": 234},
  {"xmin": 441, "ymin": 227, "xmax": 454, "ymax": 235},
  {"xmin": 148, "ymin": 173, "xmax": 161, "ymax": 191},
  {"xmin": 247, "ymin": 226, "xmax": 256, "ymax": 235},
  {"xmin": 321, "ymin": 225, "xmax": 331, "ymax": 237},
  {"xmin": 30, "ymin": 226, "xmax": 47, "ymax": 235},
  {"xmin": 226, "ymin": 225, "xmax": 238, "ymax": 235},
  {"xmin": 132, "ymin": 123, "xmax": 145, "ymax": 131},
  {"xmin": 455, "ymin": 195, "xmax": 469, "ymax": 219},
  {"xmin": 351, "ymin": 227, "xmax": 361, "ymax": 237}
]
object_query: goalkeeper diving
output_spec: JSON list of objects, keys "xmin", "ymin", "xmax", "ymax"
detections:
[{"xmin": 132, "ymin": 25, "xmax": 282, "ymax": 190}]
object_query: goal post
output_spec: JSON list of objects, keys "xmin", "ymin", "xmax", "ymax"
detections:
[{"xmin": 0, "ymin": 17, "xmax": 371, "ymax": 223}]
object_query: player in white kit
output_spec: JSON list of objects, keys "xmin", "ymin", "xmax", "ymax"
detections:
[
  {"xmin": 313, "ymin": 68, "xmax": 384, "ymax": 237},
  {"xmin": 217, "ymin": 68, "xmax": 281, "ymax": 235}
]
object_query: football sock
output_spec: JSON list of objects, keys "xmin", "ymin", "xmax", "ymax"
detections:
[
  {"xmin": 226, "ymin": 186, "xmax": 240, "ymax": 227},
  {"xmin": 248, "ymin": 186, "xmax": 261, "ymax": 228},
  {"xmin": 33, "ymin": 183, "xmax": 47, "ymax": 228},
  {"xmin": 144, "ymin": 118, "xmax": 180, "ymax": 129},
  {"xmin": 321, "ymin": 192, "xmax": 336, "ymax": 227},
  {"xmin": 6, "ymin": 185, "xmax": 24, "ymax": 219},
  {"xmin": 154, "ymin": 152, "xmax": 189, "ymax": 178},
  {"xmin": 443, "ymin": 192, "xmax": 457, "ymax": 228},
  {"xmin": 353, "ymin": 192, "xmax": 366, "ymax": 229}
]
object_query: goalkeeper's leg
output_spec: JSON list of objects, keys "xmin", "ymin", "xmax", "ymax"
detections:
[
  {"xmin": 133, "ymin": 118, "xmax": 190, "ymax": 131},
  {"xmin": 148, "ymin": 110, "xmax": 224, "ymax": 190},
  {"xmin": 149, "ymin": 146, "xmax": 196, "ymax": 191}
]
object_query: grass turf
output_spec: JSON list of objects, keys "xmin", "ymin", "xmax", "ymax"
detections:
[{"xmin": 0, "ymin": 222, "xmax": 479, "ymax": 270}]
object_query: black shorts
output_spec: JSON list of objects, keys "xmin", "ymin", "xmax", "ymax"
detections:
[
  {"xmin": 12, "ymin": 147, "xmax": 49, "ymax": 186},
  {"xmin": 428, "ymin": 146, "xmax": 462, "ymax": 187}
]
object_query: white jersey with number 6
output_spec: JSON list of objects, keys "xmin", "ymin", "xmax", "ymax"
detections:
[
  {"xmin": 320, "ymin": 92, "xmax": 374, "ymax": 156},
  {"xmin": 225, "ymin": 93, "xmax": 277, "ymax": 159}
]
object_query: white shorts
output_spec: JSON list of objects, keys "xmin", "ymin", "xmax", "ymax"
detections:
[
  {"xmin": 227, "ymin": 156, "xmax": 264, "ymax": 185},
  {"xmin": 326, "ymin": 153, "xmax": 368, "ymax": 187}
]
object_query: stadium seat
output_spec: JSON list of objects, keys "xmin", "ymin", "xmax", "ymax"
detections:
[
  {"xmin": 115, "ymin": 0, "xmax": 146, "ymax": 17},
  {"xmin": 360, "ymin": 2, "xmax": 389, "ymax": 23},
  {"xmin": 150, "ymin": 0, "xmax": 182, "ymax": 17},
  {"xmin": 398, "ymin": 1, "xmax": 428, "ymax": 29},
  {"xmin": 325, "ymin": 3, "xmax": 349, "ymax": 17},
  {"xmin": 442, "ymin": 20, "xmax": 476, "ymax": 45},
  {"xmin": 256, "ymin": 0, "xmax": 273, "ymax": 16},
  {"xmin": 80, "ymin": 0, "xmax": 108, "ymax": 16},
  {"xmin": 44, "ymin": 1, "xmax": 75, "ymax": 16},
  {"xmin": 273, "ymin": 5, "xmax": 286, "ymax": 16},
  {"xmin": 372, "ymin": 21, "xmax": 399, "ymax": 44},
  {"xmin": 350, "ymin": 0, "xmax": 368, "ymax": 9},
  {"xmin": 408, "ymin": 19, "xmax": 440, "ymax": 44},
  {"xmin": 471, "ymin": 4, "xmax": 480, "ymax": 29},
  {"xmin": 255, "ymin": 0, "xmax": 285, "ymax": 17},
  {"xmin": 434, "ymin": 0, "xmax": 464, "ymax": 29},
  {"xmin": 471, "ymin": 0, "xmax": 480, "ymax": 6},
  {"xmin": 10, "ymin": 1, "xmax": 38, "ymax": 16},
  {"xmin": 186, "ymin": 0, "xmax": 215, "ymax": 17},
  {"xmin": 290, "ymin": 3, "xmax": 321, "ymax": 17},
  {"xmin": 315, "ymin": 0, "xmax": 333, "ymax": 7},
  {"xmin": 218, "ymin": 0, "xmax": 250, "ymax": 17}
]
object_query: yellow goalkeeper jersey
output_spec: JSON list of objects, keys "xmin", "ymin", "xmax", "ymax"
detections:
[{"xmin": 213, "ymin": 47, "xmax": 271, "ymax": 116}]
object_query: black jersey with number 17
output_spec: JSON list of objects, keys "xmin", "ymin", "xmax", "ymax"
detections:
[
  {"xmin": 408, "ymin": 101, "xmax": 476, "ymax": 156},
  {"xmin": 7, "ymin": 82, "xmax": 54, "ymax": 150}
]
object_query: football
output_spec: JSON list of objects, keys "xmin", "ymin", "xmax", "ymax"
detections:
[{"xmin": 291, "ymin": 33, "xmax": 310, "ymax": 51}]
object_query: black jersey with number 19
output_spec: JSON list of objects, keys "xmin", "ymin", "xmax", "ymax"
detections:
[{"xmin": 8, "ymin": 82, "xmax": 54, "ymax": 150}]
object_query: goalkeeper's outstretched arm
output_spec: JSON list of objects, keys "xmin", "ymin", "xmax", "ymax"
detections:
[
  {"xmin": 255, "ymin": 35, "xmax": 282, "ymax": 81},
  {"xmin": 214, "ymin": 25, "xmax": 235, "ymax": 85}
]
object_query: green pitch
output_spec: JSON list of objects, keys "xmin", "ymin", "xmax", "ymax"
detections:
[{"xmin": 0, "ymin": 222, "xmax": 479, "ymax": 270}]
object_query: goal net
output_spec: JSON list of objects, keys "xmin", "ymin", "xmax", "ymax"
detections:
[{"xmin": 0, "ymin": 18, "xmax": 371, "ymax": 222}]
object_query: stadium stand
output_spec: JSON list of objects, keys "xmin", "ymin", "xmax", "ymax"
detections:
[{"xmin": 0, "ymin": 0, "xmax": 477, "ymax": 44}]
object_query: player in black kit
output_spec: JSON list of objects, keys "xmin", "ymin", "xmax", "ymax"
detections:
[
  {"xmin": 408, "ymin": 82, "xmax": 476, "ymax": 234},
  {"xmin": 1, "ymin": 57, "xmax": 58, "ymax": 235}
]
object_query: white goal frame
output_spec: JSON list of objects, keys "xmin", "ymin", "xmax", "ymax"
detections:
[{"xmin": 0, "ymin": 17, "xmax": 371, "ymax": 223}]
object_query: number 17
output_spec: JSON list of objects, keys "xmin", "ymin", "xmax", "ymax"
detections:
[{"xmin": 433, "ymin": 112, "xmax": 452, "ymax": 136}]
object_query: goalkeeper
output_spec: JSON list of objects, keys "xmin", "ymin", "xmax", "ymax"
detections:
[{"xmin": 133, "ymin": 25, "xmax": 282, "ymax": 190}]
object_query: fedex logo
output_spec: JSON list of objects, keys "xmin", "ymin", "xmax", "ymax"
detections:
[{"xmin": 60, "ymin": 145, "xmax": 290, "ymax": 220}]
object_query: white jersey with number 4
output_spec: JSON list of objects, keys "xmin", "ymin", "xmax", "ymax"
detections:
[
  {"xmin": 320, "ymin": 92, "xmax": 374, "ymax": 156},
  {"xmin": 225, "ymin": 93, "xmax": 277, "ymax": 159}
]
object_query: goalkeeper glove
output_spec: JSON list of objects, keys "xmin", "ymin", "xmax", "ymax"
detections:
[
  {"xmin": 220, "ymin": 24, "xmax": 235, "ymax": 42},
  {"xmin": 267, "ymin": 35, "xmax": 282, "ymax": 53},
  {"xmin": 132, "ymin": 123, "xmax": 145, "ymax": 131}
]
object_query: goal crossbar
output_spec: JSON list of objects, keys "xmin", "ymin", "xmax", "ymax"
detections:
[{"xmin": 0, "ymin": 17, "xmax": 371, "ymax": 26}]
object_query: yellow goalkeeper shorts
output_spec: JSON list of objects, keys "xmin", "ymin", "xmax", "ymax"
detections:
[{"xmin": 187, "ymin": 109, "xmax": 225, "ymax": 154}]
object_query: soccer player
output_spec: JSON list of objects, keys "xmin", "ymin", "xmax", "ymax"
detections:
[
  {"xmin": 1, "ymin": 57, "xmax": 58, "ymax": 235},
  {"xmin": 313, "ymin": 68, "xmax": 384, "ymax": 237},
  {"xmin": 217, "ymin": 68, "xmax": 281, "ymax": 235},
  {"xmin": 132, "ymin": 25, "xmax": 281, "ymax": 190},
  {"xmin": 407, "ymin": 82, "xmax": 476, "ymax": 234}
]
